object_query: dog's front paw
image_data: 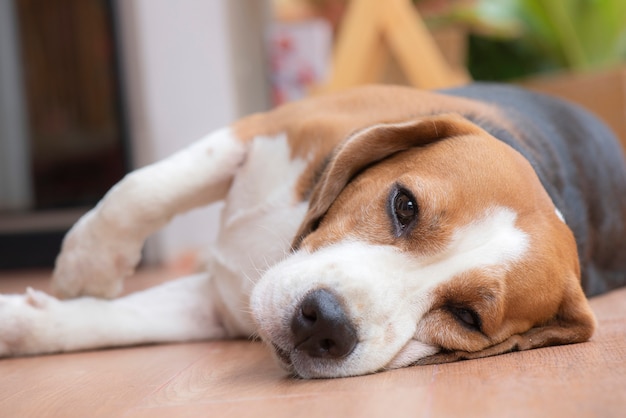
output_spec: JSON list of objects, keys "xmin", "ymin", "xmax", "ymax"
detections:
[
  {"xmin": 52, "ymin": 211, "xmax": 141, "ymax": 299},
  {"xmin": 0, "ymin": 289, "xmax": 60, "ymax": 357}
]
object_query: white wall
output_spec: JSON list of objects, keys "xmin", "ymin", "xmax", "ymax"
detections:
[
  {"xmin": 0, "ymin": 0, "xmax": 32, "ymax": 211},
  {"xmin": 117, "ymin": 0, "xmax": 270, "ymax": 264}
]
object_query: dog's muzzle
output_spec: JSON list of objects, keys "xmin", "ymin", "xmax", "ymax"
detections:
[{"xmin": 290, "ymin": 288, "xmax": 358, "ymax": 360}]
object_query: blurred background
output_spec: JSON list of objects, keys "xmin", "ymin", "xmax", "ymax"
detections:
[{"xmin": 0, "ymin": 0, "xmax": 625, "ymax": 272}]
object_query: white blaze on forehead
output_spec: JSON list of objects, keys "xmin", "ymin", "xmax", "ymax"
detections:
[
  {"xmin": 251, "ymin": 206, "xmax": 529, "ymax": 377},
  {"xmin": 441, "ymin": 207, "xmax": 529, "ymax": 272}
]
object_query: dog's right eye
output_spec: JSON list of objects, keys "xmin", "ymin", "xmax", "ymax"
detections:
[
  {"xmin": 390, "ymin": 187, "xmax": 418, "ymax": 234},
  {"xmin": 394, "ymin": 192, "xmax": 416, "ymax": 225}
]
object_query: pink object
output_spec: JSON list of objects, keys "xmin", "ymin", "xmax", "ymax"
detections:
[{"xmin": 267, "ymin": 19, "xmax": 332, "ymax": 105}]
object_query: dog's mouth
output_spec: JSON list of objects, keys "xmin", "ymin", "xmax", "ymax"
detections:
[{"xmin": 272, "ymin": 342, "xmax": 293, "ymax": 369}]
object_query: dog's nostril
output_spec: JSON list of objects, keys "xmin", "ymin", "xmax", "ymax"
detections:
[
  {"xmin": 291, "ymin": 289, "xmax": 357, "ymax": 359},
  {"xmin": 301, "ymin": 304, "xmax": 317, "ymax": 322}
]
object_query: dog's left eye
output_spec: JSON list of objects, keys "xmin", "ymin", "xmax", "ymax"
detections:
[{"xmin": 393, "ymin": 189, "xmax": 417, "ymax": 229}]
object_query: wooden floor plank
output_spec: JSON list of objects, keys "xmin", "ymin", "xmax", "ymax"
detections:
[
  {"xmin": 0, "ymin": 269, "xmax": 624, "ymax": 417},
  {"xmin": 0, "ymin": 344, "xmax": 211, "ymax": 417}
]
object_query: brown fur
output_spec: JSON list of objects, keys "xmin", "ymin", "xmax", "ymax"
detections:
[
  {"xmin": 233, "ymin": 85, "xmax": 513, "ymax": 202},
  {"xmin": 234, "ymin": 85, "xmax": 596, "ymax": 365},
  {"xmin": 294, "ymin": 116, "xmax": 595, "ymax": 362}
]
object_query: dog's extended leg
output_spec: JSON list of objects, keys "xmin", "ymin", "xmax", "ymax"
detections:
[
  {"xmin": 52, "ymin": 128, "xmax": 247, "ymax": 299},
  {"xmin": 0, "ymin": 273, "xmax": 227, "ymax": 357}
]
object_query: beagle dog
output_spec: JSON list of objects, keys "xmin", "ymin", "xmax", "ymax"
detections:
[{"xmin": 1, "ymin": 84, "xmax": 625, "ymax": 378}]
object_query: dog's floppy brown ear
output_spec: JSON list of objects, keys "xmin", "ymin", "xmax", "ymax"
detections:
[
  {"xmin": 415, "ymin": 277, "xmax": 597, "ymax": 365},
  {"xmin": 292, "ymin": 113, "xmax": 482, "ymax": 248}
]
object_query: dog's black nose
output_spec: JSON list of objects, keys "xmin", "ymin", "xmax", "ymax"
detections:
[{"xmin": 291, "ymin": 288, "xmax": 357, "ymax": 359}]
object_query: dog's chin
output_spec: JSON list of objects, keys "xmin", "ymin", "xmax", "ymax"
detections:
[
  {"xmin": 269, "ymin": 342, "xmax": 356, "ymax": 379},
  {"xmin": 269, "ymin": 343, "xmax": 395, "ymax": 379},
  {"xmin": 269, "ymin": 342, "xmax": 330, "ymax": 379},
  {"xmin": 268, "ymin": 338, "xmax": 441, "ymax": 378},
  {"xmin": 383, "ymin": 339, "xmax": 440, "ymax": 370},
  {"xmin": 271, "ymin": 343, "xmax": 297, "ymax": 376}
]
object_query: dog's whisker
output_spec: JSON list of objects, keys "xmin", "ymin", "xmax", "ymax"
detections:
[{"xmin": 241, "ymin": 271, "xmax": 255, "ymax": 286}]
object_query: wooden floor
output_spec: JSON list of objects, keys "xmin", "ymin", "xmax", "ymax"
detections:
[{"xmin": 0, "ymin": 268, "xmax": 625, "ymax": 418}]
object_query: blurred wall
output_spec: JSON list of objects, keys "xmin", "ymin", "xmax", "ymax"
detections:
[
  {"xmin": 116, "ymin": 0, "xmax": 271, "ymax": 264},
  {"xmin": 0, "ymin": 0, "xmax": 32, "ymax": 211}
]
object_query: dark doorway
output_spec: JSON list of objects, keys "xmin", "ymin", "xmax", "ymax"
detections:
[{"xmin": 0, "ymin": 0, "xmax": 129, "ymax": 269}]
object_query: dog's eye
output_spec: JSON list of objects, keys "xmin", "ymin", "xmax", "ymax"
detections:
[
  {"xmin": 449, "ymin": 306, "xmax": 482, "ymax": 331},
  {"xmin": 393, "ymin": 190, "xmax": 417, "ymax": 228}
]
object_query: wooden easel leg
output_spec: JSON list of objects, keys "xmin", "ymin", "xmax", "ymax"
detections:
[
  {"xmin": 382, "ymin": 0, "xmax": 469, "ymax": 88},
  {"xmin": 316, "ymin": 0, "xmax": 470, "ymax": 93},
  {"xmin": 319, "ymin": 0, "xmax": 387, "ymax": 92}
]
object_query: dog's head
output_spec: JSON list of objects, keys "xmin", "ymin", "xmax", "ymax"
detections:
[{"xmin": 250, "ymin": 114, "xmax": 595, "ymax": 378}]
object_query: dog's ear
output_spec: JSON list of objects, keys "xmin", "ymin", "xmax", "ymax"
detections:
[
  {"xmin": 414, "ymin": 276, "xmax": 597, "ymax": 365},
  {"xmin": 292, "ymin": 113, "xmax": 482, "ymax": 248}
]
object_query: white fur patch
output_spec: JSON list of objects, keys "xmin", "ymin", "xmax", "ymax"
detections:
[
  {"xmin": 208, "ymin": 133, "xmax": 311, "ymax": 335},
  {"xmin": 0, "ymin": 273, "xmax": 225, "ymax": 357},
  {"xmin": 555, "ymin": 208, "xmax": 565, "ymax": 223},
  {"xmin": 52, "ymin": 126, "xmax": 248, "ymax": 299},
  {"xmin": 251, "ymin": 206, "xmax": 529, "ymax": 378}
]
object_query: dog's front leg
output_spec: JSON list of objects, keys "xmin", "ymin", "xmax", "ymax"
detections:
[
  {"xmin": 52, "ymin": 128, "xmax": 247, "ymax": 299},
  {"xmin": 0, "ymin": 273, "xmax": 228, "ymax": 357}
]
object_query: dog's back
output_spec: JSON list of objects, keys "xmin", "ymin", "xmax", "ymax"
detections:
[{"xmin": 443, "ymin": 84, "xmax": 626, "ymax": 296}]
